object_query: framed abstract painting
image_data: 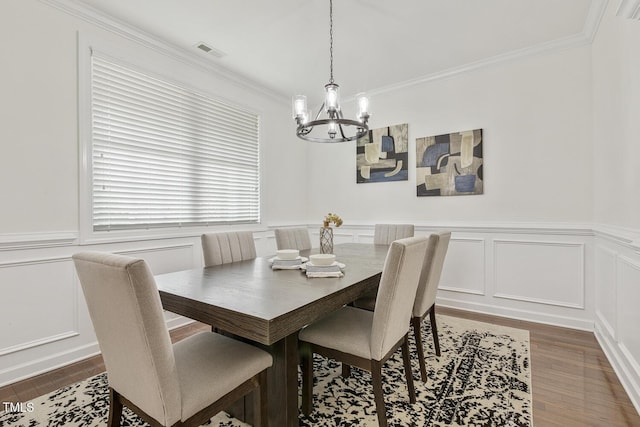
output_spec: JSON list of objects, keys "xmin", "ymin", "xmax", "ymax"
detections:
[
  {"xmin": 416, "ymin": 128, "xmax": 483, "ymax": 196},
  {"xmin": 356, "ymin": 123, "xmax": 409, "ymax": 183}
]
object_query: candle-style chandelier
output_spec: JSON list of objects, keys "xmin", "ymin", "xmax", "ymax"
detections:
[{"xmin": 292, "ymin": 0, "xmax": 370, "ymax": 143}]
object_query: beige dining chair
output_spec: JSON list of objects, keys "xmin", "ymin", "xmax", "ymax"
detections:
[
  {"xmin": 411, "ymin": 231, "xmax": 451, "ymax": 381},
  {"xmin": 352, "ymin": 231, "xmax": 451, "ymax": 383},
  {"xmin": 201, "ymin": 231, "xmax": 256, "ymax": 267},
  {"xmin": 373, "ymin": 223, "xmax": 415, "ymax": 245},
  {"xmin": 299, "ymin": 236, "xmax": 429, "ymax": 427},
  {"xmin": 73, "ymin": 252, "xmax": 273, "ymax": 427},
  {"xmin": 274, "ymin": 227, "xmax": 312, "ymax": 251}
]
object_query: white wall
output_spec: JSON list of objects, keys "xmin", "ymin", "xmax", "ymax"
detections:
[
  {"xmin": 306, "ymin": 46, "xmax": 594, "ymax": 225},
  {"xmin": 304, "ymin": 35, "xmax": 599, "ymax": 329},
  {"xmin": 0, "ymin": 0, "xmax": 307, "ymax": 235},
  {"xmin": 592, "ymin": 0, "xmax": 640, "ymax": 414},
  {"xmin": 593, "ymin": 0, "xmax": 640, "ymax": 231}
]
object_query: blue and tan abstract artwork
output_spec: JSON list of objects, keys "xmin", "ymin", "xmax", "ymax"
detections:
[
  {"xmin": 357, "ymin": 123, "xmax": 409, "ymax": 183},
  {"xmin": 416, "ymin": 129, "xmax": 483, "ymax": 196}
]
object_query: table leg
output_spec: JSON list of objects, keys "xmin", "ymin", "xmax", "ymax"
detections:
[{"xmin": 266, "ymin": 333, "xmax": 299, "ymax": 427}]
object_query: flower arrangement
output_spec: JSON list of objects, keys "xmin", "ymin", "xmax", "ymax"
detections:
[{"xmin": 323, "ymin": 212, "xmax": 343, "ymax": 228}]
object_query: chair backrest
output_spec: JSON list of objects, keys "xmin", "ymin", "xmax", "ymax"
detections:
[
  {"xmin": 413, "ymin": 231, "xmax": 451, "ymax": 317},
  {"xmin": 370, "ymin": 236, "xmax": 429, "ymax": 360},
  {"xmin": 72, "ymin": 252, "xmax": 181, "ymax": 426},
  {"xmin": 373, "ymin": 224, "xmax": 415, "ymax": 245},
  {"xmin": 201, "ymin": 231, "xmax": 257, "ymax": 267},
  {"xmin": 274, "ymin": 227, "xmax": 312, "ymax": 251}
]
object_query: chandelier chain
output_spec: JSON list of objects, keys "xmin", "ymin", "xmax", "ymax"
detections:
[
  {"xmin": 292, "ymin": 0, "xmax": 369, "ymax": 142},
  {"xmin": 329, "ymin": 0, "xmax": 334, "ymax": 84}
]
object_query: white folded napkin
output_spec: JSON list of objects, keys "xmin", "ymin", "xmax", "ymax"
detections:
[
  {"xmin": 270, "ymin": 256, "xmax": 307, "ymax": 270},
  {"xmin": 306, "ymin": 271, "xmax": 344, "ymax": 278},
  {"xmin": 304, "ymin": 263, "xmax": 344, "ymax": 278}
]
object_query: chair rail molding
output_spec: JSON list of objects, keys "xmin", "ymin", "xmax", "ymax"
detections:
[{"xmin": 0, "ymin": 232, "xmax": 78, "ymax": 251}]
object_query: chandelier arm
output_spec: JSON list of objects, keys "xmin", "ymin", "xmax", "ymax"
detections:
[
  {"xmin": 314, "ymin": 104, "xmax": 325, "ymax": 121},
  {"xmin": 338, "ymin": 122, "xmax": 347, "ymax": 140}
]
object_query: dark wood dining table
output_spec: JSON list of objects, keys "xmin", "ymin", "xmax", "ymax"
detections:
[{"xmin": 154, "ymin": 242, "xmax": 390, "ymax": 427}]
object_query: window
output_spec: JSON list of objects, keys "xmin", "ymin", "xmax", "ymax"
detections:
[{"xmin": 89, "ymin": 54, "xmax": 260, "ymax": 232}]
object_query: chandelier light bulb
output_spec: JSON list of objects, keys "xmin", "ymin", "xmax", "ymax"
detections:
[
  {"xmin": 325, "ymin": 83, "xmax": 340, "ymax": 113},
  {"xmin": 356, "ymin": 94, "xmax": 369, "ymax": 121},
  {"xmin": 328, "ymin": 121, "xmax": 337, "ymax": 138},
  {"xmin": 292, "ymin": 95, "xmax": 308, "ymax": 119}
]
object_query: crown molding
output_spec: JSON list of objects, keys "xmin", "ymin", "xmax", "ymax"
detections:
[
  {"xmin": 366, "ymin": 0, "xmax": 609, "ymax": 98},
  {"xmin": 616, "ymin": 0, "xmax": 640, "ymax": 20},
  {"xmin": 617, "ymin": 0, "xmax": 640, "ymax": 19},
  {"xmin": 39, "ymin": 0, "xmax": 611, "ymax": 107},
  {"xmin": 38, "ymin": 0, "xmax": 290, "ymax": 104}
]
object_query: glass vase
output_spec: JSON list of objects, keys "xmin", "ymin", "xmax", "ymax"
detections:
[{"xmin": 319, "ymin": 227, "xmax": 334, "ymax": 254}]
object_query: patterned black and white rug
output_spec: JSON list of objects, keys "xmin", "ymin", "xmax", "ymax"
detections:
[{"xmin": 0, "ymin": 315, "xmax": 531, "ymax": 427}]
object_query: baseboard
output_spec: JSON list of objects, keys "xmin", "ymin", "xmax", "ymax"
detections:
[
  {"xmin": 437, "ymin": 297, "xmax": 594, "ymax": 331},
  {"xmin": 0, "ymin": 316, "xmax": 195, "ymax": 388},
  {"xmin": 0, "ymin": 342, "xmax": 100, "ymax": 388},
  {"xmin": 594, "ymin": 315, "xmax": 640, "ymax": 415}
]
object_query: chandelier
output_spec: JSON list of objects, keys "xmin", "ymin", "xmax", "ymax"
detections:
[{"xmin": 292, "ymin": 0, "xmax": 370, "ymax": 143}]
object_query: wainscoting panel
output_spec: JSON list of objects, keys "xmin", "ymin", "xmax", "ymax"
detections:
[
  {"xmin": 0, "ymin": 258, "xmax": 77, "ymax": 356},
  {"xmin": 595, "ymin": 245, "xmax": 618, "ymax": 338},
  {"xmin": 7, "ymin": 223, "xmax": 640, "ymax": 412},
  {"xmin": 617, "ymin": 256, "xmax": 640, "ymax": 371},
  {"xmin": 493, "ymin": 239, "xmax": 585, "ymax": 308},
  {"xmin": 439, "ymin": 237, "xmax": 486, "ymax": 295},
  {"xmin": 593, "ymin": 228, "xmax": 640, "ymax": 415}
]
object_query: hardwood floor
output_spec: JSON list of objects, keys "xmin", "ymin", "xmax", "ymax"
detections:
[
  {"xmin": 438, "ymin": 307, "xmax": 640, "ymax": 427},
  {"xmin": 1, "ymin": 309, "xmax": 639, "ymax": 426}
]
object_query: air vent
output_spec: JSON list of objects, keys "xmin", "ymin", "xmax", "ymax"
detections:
[{"xmin": 194, "ymin": 42, "xmax": 226, "ymax": 58}]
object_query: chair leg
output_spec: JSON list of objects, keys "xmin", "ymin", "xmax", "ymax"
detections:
[
  {"xmin": 371, "ymin": 361, "xmax": 388, "ymax": 427},
  {"xmin": 411, "ymin": 316, "xmax": 428, "ymax": 383},
  {"xmin": 300, "ymin": 342, "xmax": 314, "ymax": 416},
  {"xmin": 429, "ymin": 306, "xmax": 441, "ymax": 357},
  {"xmin": 341, "ymin": 363, "xmax": 351, "ymax": 378},
  {"xmin": 254, "ymin": 370, "xmax": 269, "ymax": 427},
  {"xmin": 108, "ymin": 388, "xmax": 123, "ymax": 427},
  {"xmin": 401, "ymin": 336, "xmax": 416, "ymax": 404}
]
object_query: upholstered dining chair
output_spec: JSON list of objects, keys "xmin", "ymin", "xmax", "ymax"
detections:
[
  {"xmin": 201, "ymin": 231, "xmax": 256, "ymax": 267},
  {"xmin": 73, "ymin": 252, "xmax": 273, "ymax": 427},
  {"xmin": 353, "ymin": 231, "xmax": 451, "ymax": 382},
  {"xmin": 373, "ymin": 223, "xmax": 415, "ymax": 245},
  {"xmin": 274, "ymin": 227, "xmax": 312, "ymax": 251},
  {"xmin": 299, "ymin": 236, "xmax": 429, "ymax": 427},
  {"xmin": 411, "ymin": 231, "xmax": 451, "ymax": 381}
]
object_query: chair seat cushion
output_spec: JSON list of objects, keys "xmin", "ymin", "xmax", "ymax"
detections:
[
  {"xmin": 173, "ymin": 332, "xmax": 273, "ymax": 421},
  {"xmin": 299, "ymin": 306, "xmax": 374, "ymax": 359}
]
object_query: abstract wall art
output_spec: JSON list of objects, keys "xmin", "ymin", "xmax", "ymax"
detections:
[
  {"xmin": 416, "ymin": 128, "xmax": 483, "ymax": 196},
  {"xmin": 356, "ymin": 123, "xmax": 408, "ymax": 183}
]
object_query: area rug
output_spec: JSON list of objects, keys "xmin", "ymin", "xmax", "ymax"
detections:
[{"xmin": 0, "ymin": 315, "xmax": 531, "ymax": 427}]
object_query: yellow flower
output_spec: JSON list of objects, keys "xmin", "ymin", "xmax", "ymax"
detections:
[{"xmin": 323, "ymin": 213, "xmax": 343, "ymax": 228}]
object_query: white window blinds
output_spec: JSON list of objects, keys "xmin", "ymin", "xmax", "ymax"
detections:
[{"xmin": 90, "ymin": 54, "xmax": 260, "ymax": 231}]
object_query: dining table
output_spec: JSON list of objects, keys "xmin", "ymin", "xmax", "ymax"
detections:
[{"xmin": 154, "ymin": 242, "xmax": 390, "ymax": 427}]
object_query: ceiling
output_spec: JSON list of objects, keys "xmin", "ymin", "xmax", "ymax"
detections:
[{"xmin": 70, "ymin": 0, "xmax": 601, "ymax": 105}]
